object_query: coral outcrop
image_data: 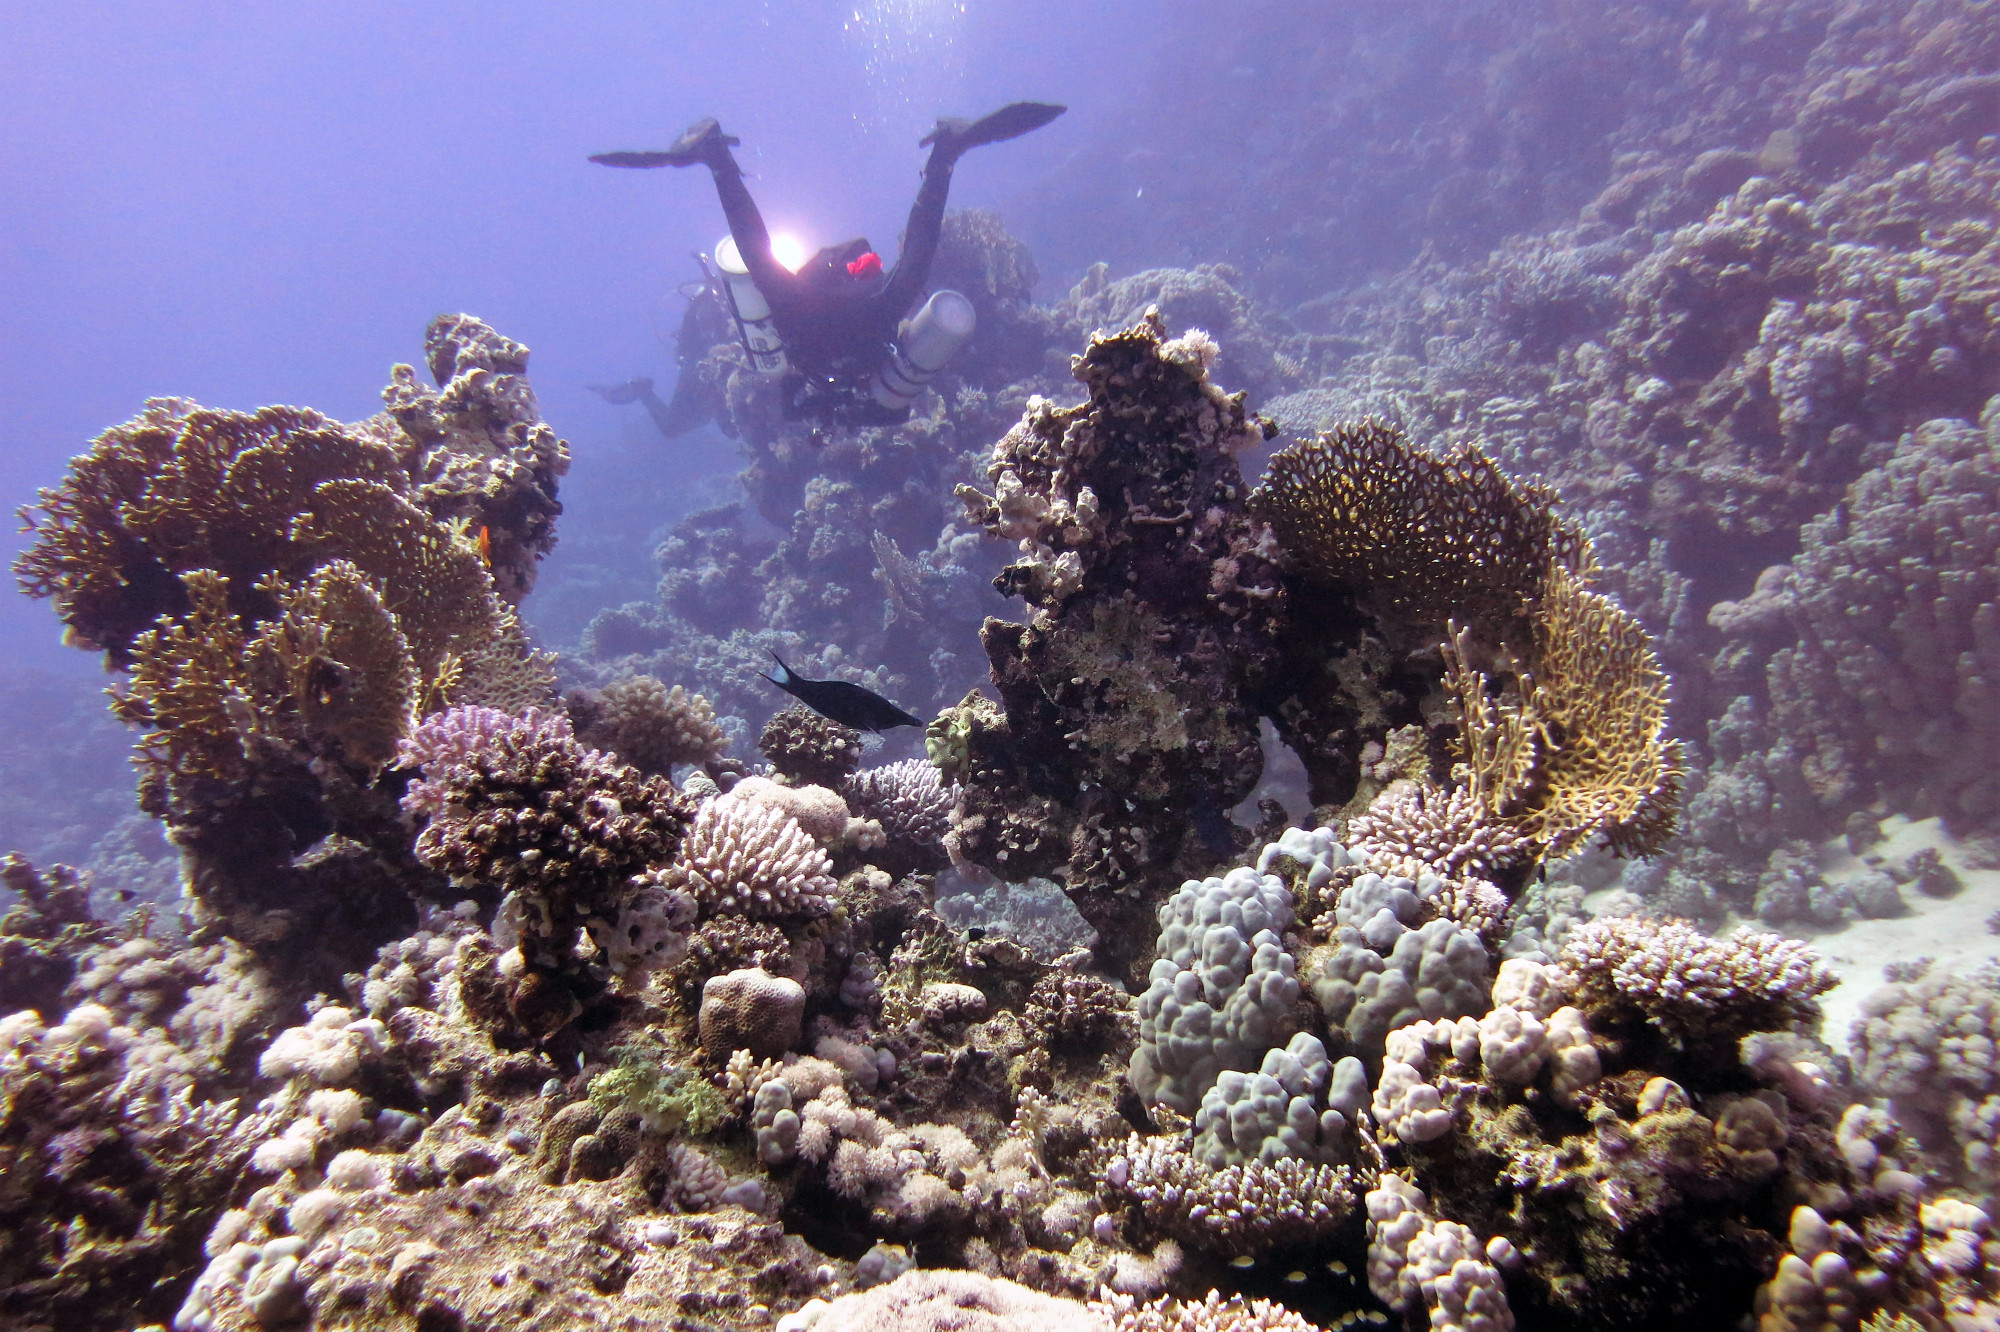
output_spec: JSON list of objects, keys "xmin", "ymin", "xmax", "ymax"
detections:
[
  {"xmin": 13, "ymin": 317, "xmax": 563, "ymax": 991},
  {"xmin": 950, "ymin": 313, "xmax": 1283, "ymax": 965}
]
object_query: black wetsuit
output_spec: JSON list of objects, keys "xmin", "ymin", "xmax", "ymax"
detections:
[{"xmin": 705, "ymin": 139, "xmax": 956, "ymax": 386}]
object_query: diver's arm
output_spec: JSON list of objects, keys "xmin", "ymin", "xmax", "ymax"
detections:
[{"xmin": 707, "ymin": 154, "xmax": 799, "ymax": 304}]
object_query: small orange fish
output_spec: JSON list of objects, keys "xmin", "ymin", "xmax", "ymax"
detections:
[{"xmin": 477, "ymin": 525, "xmax": 492, "ymax": 568}]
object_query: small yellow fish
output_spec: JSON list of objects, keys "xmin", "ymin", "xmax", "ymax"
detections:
[
  {"xmin": 1228, "ymin": 1254, "xmax": 1255, "ymax": 1269},
  {"xmin": 1283, "ymin": 1270, "xmax": 1307, "ymax": 1284},
  {"xmin": 477, "ymin": 525, "xmax": 493, "ymax": 568}
]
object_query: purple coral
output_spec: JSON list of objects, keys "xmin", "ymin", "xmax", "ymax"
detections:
[
  {"xmin": 397, "ymin": 705, "xmax": 574, "ymax": 818},
  {"xmin": 842, "ymin": 759, "xmax": 957, "ymax": 855},
  {"xmin": 398, "ymin": 704, "xmax": 689, "ymax": 970}
]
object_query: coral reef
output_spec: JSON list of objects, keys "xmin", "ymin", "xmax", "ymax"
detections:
[
  {"xmin": 12, "ymin": 317, "xmax": 564, "ymax": 997},
  {"xmin": 19, "ymin": 22, "xmax": 2000, "ymax": 1314}
]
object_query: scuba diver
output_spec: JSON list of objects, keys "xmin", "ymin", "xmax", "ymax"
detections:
[
  {"xmin": 587, "ymin": 278, "xmax": 734, "ymax": 439},
  {"xmin": 591, "ymin": 101, "xmax": 1065, "ymax": 427}
]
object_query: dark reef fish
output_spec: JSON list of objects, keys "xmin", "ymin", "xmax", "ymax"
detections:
[{"xmin": 761, "ymin": 652, "xmax": 922, "ymax": 732}]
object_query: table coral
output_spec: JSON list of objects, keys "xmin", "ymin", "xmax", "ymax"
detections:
[{"xmin": 1558, "ymin": 915, "xmax": 1835, "ymax": 1050}]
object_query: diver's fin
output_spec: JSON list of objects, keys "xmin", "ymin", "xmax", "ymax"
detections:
[
  {"xmin": 590, "ymin": 118, "xmax": 738, "ymax": 169},
  {"xmin": 586, "ymin": 378, "xmax": 653, "ymax": 405},
  {"xmin": 590, "ymin": 151, "xmax": 685, "ymax": 169},
  {"xmin": 921, "ymin": 102, "xmax": 1066, "ymax": 155}
]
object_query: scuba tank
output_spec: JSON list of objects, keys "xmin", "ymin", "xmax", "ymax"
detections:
[
  {"xmin": 713, "ymin": 235, "xmax": 789, "ymax": 374},
  {"xmin": 870, "ymin": 289, "xmax": 976, "ymax": 412}
]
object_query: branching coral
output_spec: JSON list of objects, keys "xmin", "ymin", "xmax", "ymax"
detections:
[
  {"xmin": 1344, "ymin": 781, "xmax": 1529, "ymax": 881},
  {"xmin": 842, "ymin": 760, "xmax": 956, "ymax": 850},
  {"xmin": 402, "ymin": 706, "xmax": 686, "ymax": 906},
  {"xmin": 1108, "ymin": 1130, "xmax": 1371, "ymax": 1257},
  {"xmin": 652, "ymin": 793, "xmax": 835, "ymax": 921},
  {"xmin": 400, "ymin": 706, "xmax": 691, "ymax": 1026},
  {"xmin": 572, "ymin": 674, "xmax": 729, "ymax": 777},
  {"xmin": 1445, "ymin": 564, "xmax": 1684, "ymax": 860}
]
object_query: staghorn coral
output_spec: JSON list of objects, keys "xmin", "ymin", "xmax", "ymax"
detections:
[
  {"xmin": 571, "ymin": 674, "xmax": 729, "ymax": 777},
  {"xmin": 758, "ymin": 704, "xmax": 864, "ymax": 788}
]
